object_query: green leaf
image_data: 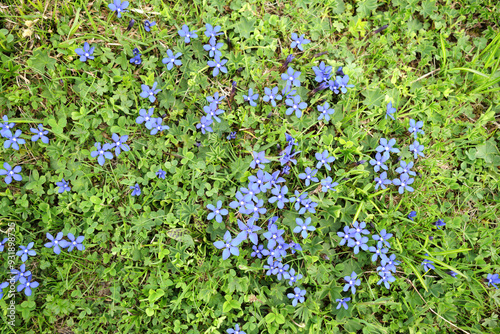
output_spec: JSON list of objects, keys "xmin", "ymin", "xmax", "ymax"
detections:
[
  {"xmin": 27, "ymin": 49, "xmax": 57, "ymax": 74},
  {"xmin": 401, "ymin": 256, "xmax": 428, "ymax": 292},
  {"xmin": 264, "ymin": 312, "xmax": 276, "ymax": 324},
  {"xmin": 429, "ymin": 248, "xmax": 471, "ymax": 256}
]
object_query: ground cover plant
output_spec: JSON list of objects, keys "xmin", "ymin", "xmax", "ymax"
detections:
[{"xmin": 0, "ymin": 0, "xmax": 499, "ymax": 333}]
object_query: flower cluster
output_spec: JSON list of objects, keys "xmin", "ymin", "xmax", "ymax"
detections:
[
  {"xmin": 44, "ymin": 232, "xmax": 85, "ymax": 254},
  {"xmin": 204, "ymin": 23, "xmax": 227, "ymax": 77},
  {"xmin": 311, "ymin": 61, "xmax": 354, "ymax": 97}
]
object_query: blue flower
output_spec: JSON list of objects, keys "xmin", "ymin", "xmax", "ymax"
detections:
[
  {"xmin": 244, "ymin": 199, "xmax": 267, "ymax": 219},
  {"xmin": 136, "ymin": 107, "xmax": 154, "ymax": 124},
  {"xmin": 243, "ymin": 88, "xmax": 259, "ymax": 107},
  {"xmin": 140, "ymin": 82, "xmax": 162, "ymax": 103},
  {"xmin": 3, "ymin": 129, "xmax": 25, "ymax": 150},
  {"xmin": 0, "ymin": 115, "xmax": 15, "ymax": 137},
  {"xmin": 251, "ymin": 244, "xmax": 264, "ymax": 258},
  {"xmin": 288, "ymin": 241, "xmax": 302, "ymax": 254},
  {"xmin": 336, "ymin": 67, "xmax": 345, "ymax": 76},
  {"xmin": 369, "ymin": 152, "xmax": 390, "ymax": 172},
  {"xmin": 299, "ymin": 199, "xmax": 317, "ymax": 214},
  {"xmin": 317, "ymin": 102, "xmax": 335, "ymax": 122},
  {"xmin": 0, "ymin": 162, "xmax": 22, "ymax": 184},
  {"xmin": 130, "ymin": 183, "xmax": 141, "ymax": 196},
  {"xmin": 109, "ymin": 134, "xmax": 129, "ymax": 156},
  {"xmin": 227, "ymin": 131, "xmax": 236, "ymax": 140},
  {"xmin": 395, "ymin": 160, "xmax": 416, "ymax": 176},
  {"xmin": 263, "ymin": 257, "xmax": 277, "ymax": 275},
  {"xmin": 206, "ymin": 201, "xmax": 228, "ymax": 223},
  {"xmin": 90, "ymin": 142, "xmax": 113, "ymax": 166},
  {"xmin": 236, "ymin": 219, "xmax": 261, "ymax": 245},
  {"xmin": 17, "ymin": 276, "xmax": 39, "ymax": 296},
  {"xmin": 285, "ymin": 95, "xmax": 307, "ymax": 118},
  {"xmin": 75, "ymin": 42, "xmax": 95, "ymax": 62},
  {"xmin": 0, "ymin": 237, "xmax": 7, "ymax": 252},
  {"xmin": 250, "ymin": 151, "xmax": 270, "ymax": 169},
  {"xmin": 207, "ymin": 92, "xmax": 225, "ymax": 105},
  {"xmin": 376, "ymin": 138, "xmax": 400, "ymax": 154},
  {"xmin": 407, "ymin": 211, "xmax": 417, "ymax": 221},
  {"xmin": 11, "ymin": 264, "xmax": 30, "ymax": 283},
  {"xmin": 328, "ymin": 79, "xmax": 340, "ymax": 94},
  {"xmin": 337, "ymin": 226, "xmax": 354, "ymax": 246},
  {"xmin": 348, "ymin": 234, "xmax": 369, "ymax": 254},
  {"xmin": 408, "ymin": 119, "xmax": 424, "ymax": 138},
  {"xmin": 279, "ymin": 145, "xmax": 300, "ymax": 165},
  {"xmin": 315, "ymin": 150, "xmax": 335, "ymax": 170},
  {"xmin": 129, "ymin": 49, "xmax": 142, "ymax": 65},
  {"xmin": 282, "ymin": 86, "xmax": 297, "ymax": 99},
  {"xmin": 281, "ymin": 165, "xmax": 291, "ymax": 175},
  {"xmin": 240, "ymin": 183, "xmax": 260, "ymax": 201},
  {"xmin": 312, "ymin": 61, "xmax": 332, "ymax": 83},
  {"xmin": 298, "ymin": 167, "xmax": 318, "ymax": 186},
  {"xmin": 290, "ymin": 33, "xmax": 310, "ymax": 51},
  {"xmin": 162, "ymin": 49, "xmax": 182, "ymax": 70},
  {"xmin": 421, "ymin": 253, "xmax": 435, "ymax": 271},
  {"xmin": 336, "ymin": 297, "xmax": 350, "ymax": 310},
  {"xmin": 336, "ymin": 75, "xmax": 354, "ymax": 93},
  {"xmin": 196, "ymin": 116, "xmax": 213, "ymax": 134},
  {"xmin": 287, "ymin": 287, "xmax": 306, "ymax": 306},
  {"xmin": 248, "ymin": 170, "xmax": 272, "ymax": 193},
  {"xmin": 269, "ymin": 170, "xmax": 286, "ymax": 188},
  {"xmin": 343, "ymin": 272, "xmax": 361, "ymax": 294},
  {"xmin": 262, "ymin": 224, "xmax": 285, "ymax": 249},
  {"xmin": 229, "ymin": 191, "xmax": 253, "ymax": 212},
  {"xmin": 290, "ymin": 191, "xmax": 308, "ymax": 211},
  {"xmin": 156, "ymin": 169, "xmax": 166, "ymax": 179},
  {"xmin": 204, "ymin": 23, "xmax": 223, "ymax": 38},
  {"xmin": 203, "ymin": 37, "xmax": 223, "ymax": 57},
  {"xmin": 352, "ymin": 221, "xmax": 370, "ymax": 238},
  {"xmin": 294, "ymin": 217, "xmax": 316, "ymax": 239},
  {"xmin": 432, "ymin": 219, "xmax": 446, "ymax": 229},
  {"xmin": 16, "ymin": 242, "xmax": 36, "ymax": 262},
  {"xmin": 178, "ymin": 24, "xmax": 198, "ymax": 43},
  {"xmin": 386, "ymin": 102, "xmax": 396, "ymax": 120},
  {"xmin": 380, "ymin": 254, "xmax": 400, "ymax": 272},
  {"xmin": 273, "ymin": 261, "xmax": 290, "ymax": 280},
  {"xmin": 275, "ymin": 240, "xmax": 289, "ymax": 258},
  {"xmin": 44, "ymin": 232, "xmax": 67, "ymax": 255},
  {"xmin": 0, "ymin": 281, "xmax": 9, "ymax": 300},
  {"xmin": 409, "ymin": 140, "xmax": 425, "ymax": 159},
  {"xmin": 284, "ymin": 267, "xmax": 303, "ymax": 286},
  {"xmin": 213, "ymin": 231, "xmax": 243, "ymax": 260},
  {"xmin": 281, "ymin": 67, "xmax": 301, "ymax": 88},
  {"xmin": 30, "ymin": 124, "xmax": 49, "ymax": 143},
  {"xmin": 226, "ymin": 323, "xmax": 246, "ymax": 334},
  {"xmin": 368, "ymin": 241, "xmax": 388, "ymax": 262},
  {"xmin": 146, "ymin": 118, "xmax": 169, "ymax": 135},
  {"xmin": 207, "ymin": 55, "xmax": 228, "ymax": 77},
  {"xmin": 108, "ymin": 0, "xmax": 129, "ymax": 18},
  {"xmin": 392, "ymin": 173, "xmax": 415, "ymax": 194},
  {"xmin": 446, "ymin": 271, "xmax": 457, "ymax": 278},
  {"xmin": 262, "ymin": 86, "xmax": 282, "ymax": 107},
  {"xmin": 56, "ymin": 178, "xmax": 71, "ymax": 193},
  {"xmin": 374, "ymin": 172, "xmax": 392, "ymax": 190},
  {"xmin": 144, "ymin": 20, "xmax": 156, "ymax": 32},
  {"xmin": 486, "ymin": 273, "xmax": 500, "ymax": 289},
  {"xmin": 372, "ymin": 229, "xmax": 393, "ymax": 248},
  {"xmin": 377, "ymin": 271, "xmax": 396, "ymax": 289},
  {"xmin": 320, "ymin": 177, "xmax": 338, "ymax": 192}
]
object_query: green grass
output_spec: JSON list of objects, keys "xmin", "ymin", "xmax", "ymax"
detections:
[{"xmin": 0, "ymin": 0, "xmax": 499, "ymax": 333}]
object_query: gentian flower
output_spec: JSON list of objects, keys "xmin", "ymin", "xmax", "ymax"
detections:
[
  {"xmin": 11, "ymin": 264, "xmax": 30, "ymax": 283},
  {"xmin": 126, "ymin": 19, "xmax": 135, "ymax": 31},
  {"xmin": 285, "ymin": 95, "xmax": 307, "ymax": 118},
  {"xmin": 279, "ymin": 145, "xmax": 300, "ymax": 165},
  {"xmin": 372, "ymin": 229, "xmax": 393, "ymax": 248},
  {"xmin": 409, "ymin": 140, "xmax": 425, "ymax": 159},
  {"xmin": 203, "ymin": 37, "xmax": 223, "ymax": 57},
  {"xmin": 130, "ymin": 48, "xmax": 142, "ymax": 65},
  {"xmin": 0, "ymin": 281, "xmax": 9, "ymax": 300},
  {"xmin": 408, "ymin": 119, "xmax": 424, "ymax": 138},
  {"xmin": 229, "ymin": 191, "xmax": 252, "ymax": 211},
  {"xmin": 486, "ymin": 273, "xmax": 500, "ymax": 289},
  {"xmin": 376, "ymin": 138, "xmax": 400, "ymax": 154},
  {"xmin": 196, "ymin": 116, "xmax": 213, "ymax": 134},
  {"xmin": 44, "ymin": 232, "xmax": 67, "ymax": 255},
  {"xmin": 243, "ymin": 88, "xmax": 259, "ymax": 107},
  {"xmin": 273, "ymin": 261, "xmax": 290, "ymax": 280},
  {"xmin": 337, "ymin": 226, "xmax": 354, "ymax": 246},
  {"xmin": 204, "ymin": 23, "xmax": 222, "ymax": 38},
  {"xmin": 290, "ymin": 33, "xmax": 310, "ymax": 51},
  {"xmin": 262, "ymin": 86, "xmax": 282, "ymax": 107},
  {"xmin": 317, "ymin": 102, "xmax": 335, "ymax": 122},
  {"xmin": 352, "ymin": 221, "xmax": 370, "ymax": 238},
  {"xmin": 281, "ymin": 67, "xmax": 301, "ymax": 88},
  {"xmin": 294, "ymin": 217, "xmax": 316, "ymax": 239},
  {"xmin": 207, "ymin": 55, "xmax": 228, "ymax": 77},
  {"xmin": 250, "ymin": 151, "xmax": 270, "ymax": 169},
  {"xmin": 348, "ymin": 234, "xmax": 369, "ymax": 254},
  {"xmin": 380, "ymin": 254, "xmax": 400, "ymax": 272},
  {"xmin": 0, "ymin": 115, "xmax": 15, "ymax": 137},
  {"xmin": 108, "ymin": 0, "xmax": 128, "ymax": 17},
  {"xmin": 248, "ymin": 170, "xmax": 272, "ymax": 193},
  {"xmin": 226, "ymin": 324, "xmax": 245, "ymax": 334},
  {"xmin": 111, "ymin": 134, "xmax": 130, "ymax": 156},
  {"xmin": 290, "ymin": 191, "xmax": 308, "ymax": 211},
  {"xmin": 213, "ymin": 231, "xmax": 243, "ymax": 260},
  {"xmin": 0, "ymin": 162, "xmax": 22, "ymax": 184},
  {"xmin": 320, "ymin": 177, "xmax": 338, "ymax": 192},
  {"xmin": 140, "ymin": 82, "xmax": 162, "ymax": 103},
  {"xmin": 282, "ymin": 86, "xmax": 297, "ymax": 99},
  {"xmin": 17, "ymin": 276, "xmax": 39, "ymax": 297},
  {"xmin": 315, "ymin": 150, "xmax": 335, "ymax": 170},
  {"xmin": 312, "ymin": 61, "xmax": 332, "ymax": 82},
  {"xmin": 288, "ymin": 241, "xmax": 302, "ymax": 254},
  {"xmin": 369, "ymin": 152, "xmax": 390, "ymax": 172},
  {"xmin": 227, "ymin": 132, "xmax": 237, "ymax": 140},
  {"xmin": 162, "ymin": 49, "xmax": 182, "ymax": 70},
  {"xmin": 336, "ymin": 297, "xmax": 350, "ymax": 310},
  {"xmin": 56, "ymin": 178, "xmax": 71, "ymax": 193},
  {"xmin": 178, "ymin": 24, "xmax": 198, "ymax": 43},
  {"xmin": 343, "ymin": 272, "xmax": 361, "ymax": 294},
  {"xmin": 146, "ymin": 118, "xmax": 169, "ymax": 135},
  {"xmin": 432, "ymin": 219, "xmax": 446, "ymax": 229},
  {"xmin": 202, "ymin": 102, "xmax": 224, "ymax": 123},
  {"xmin": 240, "ymin": 183, "xmax": 259, "ymax": 201},
  {"xmin": 392, "ymin": 173, "xmax": 415, "ymax": 194},
  {"xmin": 407, "ymin": 211, "xmax": 417, "ymax": 221},
  {"xmin": 386, "ymin": 102, "xmax": 396, "ymax": 120},
  {"xmin": 374, "ymin": 172, "xmax": 392, "ymax": 190},
  {"xmin": 90, "ymin": 142, "xmax": 113, "ymax": 166},
  {"xmin": 251, "ymin": 244, "xmax": 264, "ymax": 258},
  {"xmin": 328, "ymin": 79, "xmax": 340, "ymax": 94},
  {"xmin": 16, "ymin": 242, "xmax": 36, "ymax": 262},
  {"xmin": 75, "ymin": 42, "xmax": 95, "ymax": 62},
  {"xmin": 299, "ymin": 199, "xmax": 317, "ymax": 214},
  {"xmin": 336, "ymin": 67, "xmax": 345, "ymax": 76},
  {"xmin": 130, "ymin": 183, "xmax": 141, "ymax": 196},
  {"xmin": 275, "ymin": 240, "xmax": 289, "ymax": 258},
  {"xmin": 335, "ymin": 75, "xmax": 354, "ymax": 93},
  {"xmin": 3, "ymin": 130, "xmax": 25, "ymax": 150},
  {"xmin": 263, "ymin": 224, "xmax": 285, "ymax": 249},
  {"xmin": 66, "ymin": 233, "xmax": 85, "ymax": 252},
  {"xmin": 30, "ymin": 124, "xmax": 49, "ymax": 143},
  {"xmin": 207, "ymin": 92, "xmax": 225, "ymax": 105},
  {"xmin": 284, "ymin": 267, "xmax": 303, "ymax": 286},
  {"xmin": 244, "ymin": 199, "xmax": 267, "ymax": 219},
  {"xmin": 377, "ymin": 271, "xmax": 396, "ymax": 289},
  {"xmin": 287, "ymin": 287, "xmax": 306, "ymax": 306},
  {"xmin": 269, "ymin": 185, "xmax": 289, "ymax": 209},
  {"xmin": 206, "ymin": 201, "xmax": 228, "ymax": 223},
  {"xmin": 236, "ymin": 219, "xmax": 261, "ymax": 245},
  {"xmin": 263, "ymin": 257, "xmax": 277, "ymax": 275},
  {"xmin": 446, "ymin": 271, "xmax": 457, "ymax": 278},
  {"xmin": 421, "ymin": 253, "xmax": 435, "ymax": 271},
  {"xmin": 144, "ymin": 20, "xmax": 156, "ymax": 32},
  {"xmin": 298, "ymin": 167, "xmax": 318, "ymax": 186},
  {"xmin": 156, "ymin": 169, "xmax": 166, "ymax": 179},
  {"xmin": 0, "ymin": 237, "xmax": 7, "ymax": 252},
  {"xmin": 136, "ymin": 107, "xmax": 154, "ymax": 125},
  {"xmin": 281, "ymin": 165, "xmax": 291, "ymax": 175},
  {"xmin": 396, "ymin": 160, "xmax": 416, "ymax": 176},
  {"xmin": 368, "ymin": 241, "xmax": 388, "ymax": 262},
  {"xmin": 269, "ymin": 170, "xmax": 286, "ymax": 188}
]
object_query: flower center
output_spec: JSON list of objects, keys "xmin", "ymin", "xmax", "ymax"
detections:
[{"xmin": 85, "ymin": 53, "xmax": 89, "ymax": 57}]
